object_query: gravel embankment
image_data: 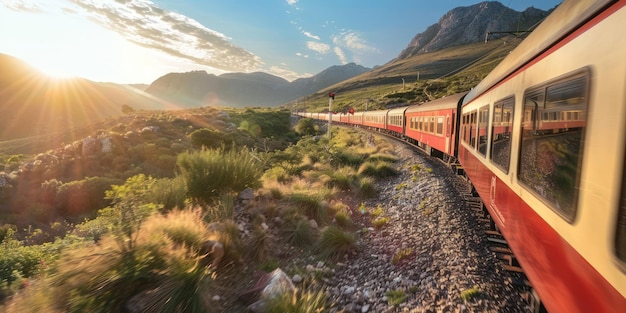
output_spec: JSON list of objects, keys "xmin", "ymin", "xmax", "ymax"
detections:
[{"xmin": 320, "ymin": 140, "xmax": 529, "ymax": 313}]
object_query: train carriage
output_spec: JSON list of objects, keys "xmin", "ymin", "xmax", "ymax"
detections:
[
  {"xmin": 386, "ymin": 106, "xmax": 409, "ymax": 136},
  {"xmin": 362, "ymin": 109, "xmax": 388, "ymax": 130},
  {"xmin": 459, "ymin": 0, "xmax": 626, "ymax": 311},
  {"xmin": 404, "ymin": 93, "xmax": 464, "ymax": 159},
  {"xmin": 349, "ymin": 111, "xmax": 364, "ymax": 126}
]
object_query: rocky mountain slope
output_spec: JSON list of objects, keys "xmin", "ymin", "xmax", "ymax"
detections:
[{"xmin": 397, "ymin": 1, "xmax": 553, "ymax": 59}]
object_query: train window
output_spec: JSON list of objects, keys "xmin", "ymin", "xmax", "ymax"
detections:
[
  {"xmin": 436, "ymin": 117, "xmax": 444, "ymax": 135},
  {"xmin": 469, "ymin": 111, "xmax": 477, "ymax": 148},
  {"xmin": 490, "ymin": 97, "xmax": 515, "ymax": 173},
  {"xmin": 616, "ymin": 154, "xmax": 626, "ymax": 264},
  {"xmin": 478, "ymin": 105, "xmax": 490, "ymax": 156},
  {"xmin": 518, "ymin": 73, "xmax": 589, "ymax": 222},
  {"xmin": 429, "ymin": 117, "xmax": 435, "ymax": 133}
]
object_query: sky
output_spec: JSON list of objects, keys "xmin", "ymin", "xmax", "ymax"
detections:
[{"xmin": 0, "ymin": 0, "xmax": 561, "ymax": 84}]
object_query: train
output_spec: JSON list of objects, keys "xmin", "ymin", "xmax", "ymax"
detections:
[{"xmin": 296, "ymin": 0, "xmax": 626, "ymax": 312}]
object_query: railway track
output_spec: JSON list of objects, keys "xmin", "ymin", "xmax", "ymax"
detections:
[{"xmin": 351, "ymin": 126, "xmax": 541, "ymax": 311}]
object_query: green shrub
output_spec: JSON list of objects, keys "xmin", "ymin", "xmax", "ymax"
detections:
[
  {"xmin": 294, "ymin": 118, "xmax": 317, "ymax": 136},
  {"xmin": 385, "ymin": 289, "xmax": 407, "ymax": 306},
  {"xmin": 373, "ymin": 217, "xmax": 390, "ymax": 230},
  {"xmin": 265, "ymin": 287, "xmax": 328, "ymax": 313},
  {"xmin": 357, "ymin": 177, "xmax": 377, "ymax": 198},
  {"xmin": 150, "ymin": 176, "xmax": 187, "ymax": 212},
  {"xmin": 177, "ymin": 146, "xmax": 262, "ymax": 204},
  {"xmin": 333, "ymin": 150, "xmax": 366, "ymax": 168},
  {"xmin": 461, "ymin": 286, "xmax": 481, "ymax": 301},
  {"xmin": 357, "ymin": 161, "xmax": 399, "ymax": 178},
  {"xmin": 333, "ymin": 211, "xmax": 353, "ymax": 229},
  {"xmin": 286, "ymin": 193, "xmax": 328, "ymax": 225},
  {"xmin": 391, "ymin": 248, "xmax": 414, "ymax": 265},
  {"xmin": 366, "ymin": 153, "xmax": 398, "ymax": 163},
  {"xmin": 321, "ymin": 167, "xmax": 356, "ymax": 190},
  {"xmin": 317, "ymin": 226, "xmax": 356, "ymax": 260},
  {"xmin": 282, "ymin": 216, "xmax": 316, "ymax": 247}
]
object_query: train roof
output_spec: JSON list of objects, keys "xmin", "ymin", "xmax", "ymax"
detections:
[
  {"xmin": 462, "ymin": 0, "xmax": 613, "ymax": 106},
  {"xmin": 405, "ymin": 92, "xmax": 465, "ymax": 114},
  {"xmin": 362, "ymin": 109, "xmax": 390, "ymax": 116},
  {"xmin": 388, "ymin": 106, "xmax": 409, "ymax": 115}
]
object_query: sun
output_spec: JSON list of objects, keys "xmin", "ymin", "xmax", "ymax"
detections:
[{"xmin": 32, "ymin": 59, "xmax": 79, "ymax": 79}]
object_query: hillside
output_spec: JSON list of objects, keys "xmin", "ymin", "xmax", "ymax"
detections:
[
  {"xmin": 0, "ymin": 53, "xmax": 175, "ymax": 142},
  {"xmin": 145, "ymin": 63, "xmax": 371, "ymax": 108}
]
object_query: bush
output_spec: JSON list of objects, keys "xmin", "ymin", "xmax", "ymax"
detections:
[
  {"xmin": 286, "ymin": 193, "xmax": 328, "ymax": 225},
  {"xmin": 265, "ymin": 287, "xmax": 328, "ymax": 313},
  {"xmin": 316, "ymin": 226, "xmax": 356, "ymax": 260},
  {"xmin": 357, "ymin": 177, "xmax": 377, "ymax": 198},
  {"xmin": 294, "ymin": 118, "xmax": 317, "ymax": 136},
  {"xmin": 150, "ymin": 176, "xmax": 188, "ymax": 212},
  {"xmin": 282, "ymin": 217, "xmax": 316, "ymax": 248},
  {"xmin": 385, "ymin": 289, "xmax": 407, "ymax": 306},
  {"xmin": 177, "ymin": 146, "xmax": 262, "ymax": 204},
  {"xmin": 357, "ymin": 161, "xmax": 398, "ymax": 178},
  {"xmin": 55, "ymin": 176, "xmax": 122, "ymax": 217}
]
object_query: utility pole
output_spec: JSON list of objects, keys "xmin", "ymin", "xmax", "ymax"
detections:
[{"xmin": 328, "ymin": 92, "xmax": 335, "ymax": 138}]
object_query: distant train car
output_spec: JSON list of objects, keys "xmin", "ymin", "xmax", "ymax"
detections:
[
  {"xmin": 386, "ymin": 106, "xmax": 409, "ymax": 136},
  {"xmin": 350, "ymin": 111, "xmax": 364, "ymax": 126},
  {"xmin": 404, "ymin": 93, "xmax": 464, "ymax": 160},
  {"xmin": 340, "ymin": 113, "xmax": 350, "ymax": 124},
  {"xmin": 362, "ymin": 109, "xmax": 388, "ymax": 130},
  {"xmin": 459, "ymin": 0, "xmax": 626, "ymax": 311}
]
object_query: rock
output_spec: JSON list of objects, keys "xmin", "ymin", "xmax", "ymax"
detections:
[
  {"xmin": 308, "ymin": 219, "xmax": 318, "ymax": 229},
  {"xmin": 212, "ymin": 295, "xmax": 221, "ymax": 301},
  {"xmin": 238, "ymin": 188, "xmax": 254, "ymax": 200},
  {"xmin": 292, "ymin": 274, "xmax": 303, "ymax": 283}
]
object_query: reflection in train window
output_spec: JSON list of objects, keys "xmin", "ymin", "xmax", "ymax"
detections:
[
  {"xmin": 478, "ymin": 105, "xmax": 490, "ymax": 156},
  {"xmin": 436, "ymin": 117, "xmax": 444, "ymax": 135},
  {"xmin": 490, "ymin": 97, "xmax": 514, "ymax": 173},
  {"xmin": 518, "ymin": 73, "xmax": 588, "ymax": 222},
  {"xmin": 617, "ymin": 154, "xmax": 626, "ymax": 264}
]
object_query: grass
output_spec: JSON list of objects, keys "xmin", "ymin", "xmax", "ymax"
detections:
[
  {"xmin": 357, "ymin": 176, "xmax": 378, "ymax": 198},
  {"xmin": 357, "ymin": 160, "xmax": 398, "ymax": 178},
  {"xmin": 372, "ymin": 217, "xmax": 390, "ymax": 230},
  {"xmin": 385, "ymin": 289, "xmax": 407, "ymax": 306},
  {"xmin": 461, "ymin": 286, "xmax": 482, "ymax": 301},
  {"xmin": 265, "ymin": 287, "xmax": 328, "ymax": 313},
  {"xmin": 317, "ymin": 226, "xmax": 356, "ymax": 260},
  {"xmin": 286, "ymin": 192, "xmax": 328, "ymax": 225},
  {"xmin": 333, "ymin": 211, "xmax": 353, "ymax": 229},
  {"xmin": 282, "ymin": 217, "xmax": 316, "ymax": 248},
  {"xmin": 391, "ymin": 248, "xmax": 414, "ymax": 265}
]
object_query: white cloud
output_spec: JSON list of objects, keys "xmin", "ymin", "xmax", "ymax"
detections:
[
  {"xmin": 334, "ymin": 47, "xmax": 347, "ymax": 64},
  {"xmin": 296, "ymin": 52, "xmax": 309, "ymax": 58},
  {"xmin": 306, "ymin": 41, "xmax": 331, "ymax": 54},
  {"xmin": 60, "ymin": 0, "xmax": 263, "ymax": 73},
  {"xmin": 303, "ymin": 31, "xmax": 320, "ymax": 40},
  {"xmin": 332, "ymin": 31, "xmax": 379, "ymax": 53},
  {"xmin": 269, "ymin": 65, "xmax": 311, "ymax": 82},
  {"xmin": 286, "ymin": 0, "xmax": 298, "ymax": 6}
]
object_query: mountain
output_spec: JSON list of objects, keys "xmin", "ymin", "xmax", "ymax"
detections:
[
  {"xmin": 0, "ymin": 53, "xmax": 169, "ymax": 142},
  {"xmin": 145, "ymin": 63, "xmax": 370, "ymax": 108},
  {"xmin": 397, "ymin": 1, "xmax": 552, "ymax": 59}
]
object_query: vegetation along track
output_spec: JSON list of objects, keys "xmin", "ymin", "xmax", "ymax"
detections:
[{"xmin": 320, "ymin": 131, "xmax": 531, "ymax": 312}]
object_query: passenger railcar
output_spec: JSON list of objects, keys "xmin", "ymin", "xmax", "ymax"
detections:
[
  {"xmin": 297, "ymin": 0, "xmax": 626, "ymax": 311},
  {"xmin": 362, "ymin": 109, "xmax": 389, "ymax": 130},
  {"xmin": 404, "ymin": 93, "xmax": 464, "ymax": 160},
  {"xmin": 459, "ymin": 0, "xmax": 626, "ymax": 311},
  {"xmin": 386, "ymin": 106, "xmax": 409, "ymax": 136}
]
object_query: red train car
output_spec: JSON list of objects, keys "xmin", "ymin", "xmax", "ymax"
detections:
[
  {"xmin": 459, "ymin": 0, "xmax": 626, "ymax": 311},
  {"xmin": 386, "ymin": 106, "xmax": 409, "ymax": 136},
  {"xmin": 362, "ymin": 109, "xmax": 388, "ymax": 130},
  {"xmin": 404, "ymin": 93, "xmax": 464, "ymax": 159}
]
